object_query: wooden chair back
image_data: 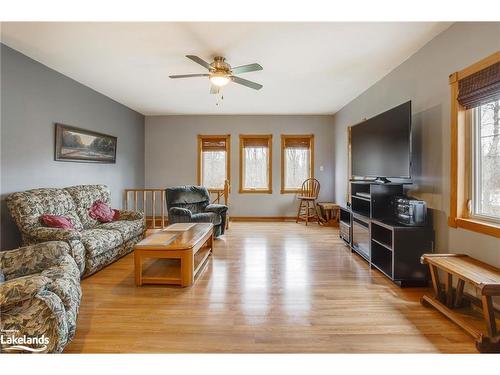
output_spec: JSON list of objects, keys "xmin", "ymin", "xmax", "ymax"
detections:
[{"xmin": 300, "ymin": 178, "xmax": 320, "ymax": 199}]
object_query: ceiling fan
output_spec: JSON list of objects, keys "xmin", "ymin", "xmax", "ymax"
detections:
[{"xmin": 169, "ymin": 55, "xmax": 263, "ymax": 94}]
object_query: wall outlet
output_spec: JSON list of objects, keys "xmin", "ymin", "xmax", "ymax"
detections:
[{"xmin": 320, "ymin": 166, "xmax": 324, "ymax": 171}]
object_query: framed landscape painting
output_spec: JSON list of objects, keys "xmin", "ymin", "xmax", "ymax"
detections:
[{"xmin": 55, "ymin": 123, "xmax": 117, "ymax": 163}]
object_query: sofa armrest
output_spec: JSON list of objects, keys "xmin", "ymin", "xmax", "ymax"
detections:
[
  {"xmin": 25, "ymin": 227, "xmax": 81, "ymax": 242},
  {"xmin": 0, "ymin": 241, "xmax": 71, "ymax": 280},
  {"xmin": 118, "ymin": 210, "xmax": 144, "ymax": 221},
  {"xmin": 0, "ymin": 275, "xmax": 51, "ymax": 307},
  {"xmin": 205, "ymin": 204, "xmax": 228, "ymax": 215}
]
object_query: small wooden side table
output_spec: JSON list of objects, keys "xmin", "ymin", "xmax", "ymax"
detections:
[
  {"xmin": 317, "ymin": 202, "xmax": 340, "ymax": 227},
  {"xmin": 421, "ymin": 253, "xmax": 500, "ymax": 353}
]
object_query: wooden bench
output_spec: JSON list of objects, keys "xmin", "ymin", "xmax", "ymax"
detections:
[
  {"xmin": 317, "ymin": 202, "xmax": 340, "ymax": 227},
  {"xmin": 420, "ymin": 253, "xmax": 500, "ymax": 353}
]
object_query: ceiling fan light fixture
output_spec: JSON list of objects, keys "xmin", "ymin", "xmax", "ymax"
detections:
[{"xmin": 209, "ymin": 74, "xmax": 230, "ymax": 87}]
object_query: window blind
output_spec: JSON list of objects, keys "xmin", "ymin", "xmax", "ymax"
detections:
[
  {"xmin": 284, "ymin": 137, "xmax": 311, "ymax": 149},
  {"xmin": 458, "ymin": 62, "xmax": 500, "ymax": 109},
  {"xmin": 201, "ymin": 138, "xmax": 227, "ymax": 151},
  {"xmin": 242, "ymin": 137, "xmax": 269, "ymax": 148}
]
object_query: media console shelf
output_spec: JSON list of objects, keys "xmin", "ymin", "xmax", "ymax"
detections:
[
  {"xmin": 371, "ymin": 219, "xmax": 433, "ymax": 286},
  {"xmin": 351, "ymin": 182, "xmax": 403, "ymax": 219},
  {"xmin": 339, "ymin": 206, "xmax": 352, "ymax": 245},
  {"xmin": 340, "ymin": 181, "xmax": 434, "ymax": 287}
]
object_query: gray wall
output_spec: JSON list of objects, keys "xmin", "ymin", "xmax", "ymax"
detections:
[
  {"xmin": 1, "ymin": 44, "xmax": 145, "ymax": 249},
  {"xmin": 145, "ymin": 115, "xmax": 335, "ymax": 217},
  {"xmin": 332, "ymin": 22, "xmax": 500, "ymax": 268}
]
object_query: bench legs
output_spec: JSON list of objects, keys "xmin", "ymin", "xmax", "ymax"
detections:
[
  {"xmin": 481, "ymin": 295, "xmax": 498, "ymax": 338},
  {"xmin": 420, "ymin": 265, "xmax": 500, "ymax": 353}
]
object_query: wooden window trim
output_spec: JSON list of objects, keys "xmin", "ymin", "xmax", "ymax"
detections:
[
  {"xmin": 449, "ymin": 51, "xmax": 500, "ymax": 238},
  {"xmin": 280, "ymin": 134, "xmax": 315, "ymax": 194},
  {"xmin": 197, "ymin": 134, "xmax": 231, "ymax": 190},
  {"xmin": 239, "ymin": 134, "xmax": 273, "ymax": 194}
]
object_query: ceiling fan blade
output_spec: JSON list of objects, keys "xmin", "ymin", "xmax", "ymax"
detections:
[
  {"xmin": 210, "ymin": 84, "xmax": 220, "ymax": 95},
  {"xmin": 169, "ymin": 74, "xmax": 209, "ymax": 79},
  {"xmin": 231, "ymin": 63, "xmax": 263, "ymax": 75},
  {"xmin": 186, "ymin": 55, "xmax": 212, "ymax": 70},
  {"xmin": 231, "ymin": 76, "xmax": 263, "ymax": 90}
]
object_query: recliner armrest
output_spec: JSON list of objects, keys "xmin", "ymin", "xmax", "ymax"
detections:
[
  {"xmin": 205, "ymin": 204, "xmax": 228, "ymax": 215},
  {"xmin": 0, "ymin": 241, "xmax": 71, "ymax": 280},
  {"xmin": 169, "ymin": 207, "xmax": 192, "ymax": 218},
  {"xmin": 0, "ymin": 275, "xmax": 51, "ymax": 307}
]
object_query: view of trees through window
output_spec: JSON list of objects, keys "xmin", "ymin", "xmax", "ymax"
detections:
[
  {"xmin": 284, "ymin": 148, "xmax": 310, "ymax": 190},
  {"xmin": 474, "ymin": 99, "xmax": 500, "ymax": 220},
  {"xmin": 243, "ymin": 147, "xmax": 269, "ymax": 189},
  {"xmin": 202, "ymin": 150, "xmax": 226, "ymax": 189}
]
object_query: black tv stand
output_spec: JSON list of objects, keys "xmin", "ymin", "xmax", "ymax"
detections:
[
  {"xmin": 374, "ymin": 177, "xmax": 391, "ymax": 184},
  {"xmin": 340, "ymin": 181, "xmax": 434, "ymax": 287}
]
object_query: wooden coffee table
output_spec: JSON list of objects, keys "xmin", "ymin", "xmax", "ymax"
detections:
[{"xmin": 134, "ymin": 223, "xmax": 214, "ymax": 287}]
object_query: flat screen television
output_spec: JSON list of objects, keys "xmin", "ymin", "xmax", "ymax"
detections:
[{"xmin": 351, "ymin": 101, "xmax": 411, "ymax": 182}]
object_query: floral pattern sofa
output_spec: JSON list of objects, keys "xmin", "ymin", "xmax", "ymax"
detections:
[
  {"xmin": 0, "ymin": 241, "xmax": 81, "ymax": 353},
  {"xmin": 6, "ymin": 185, "xmax": 146, "ymax": 278}
]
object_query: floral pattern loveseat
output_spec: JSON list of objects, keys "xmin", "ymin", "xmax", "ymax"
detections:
[
  {"xmin": 6, "ymin": 185, "xmax": 145, "ymax": 278},
  {"xmin": 0, "ymin": 241, "xmax": 81, "ymax": 353}
]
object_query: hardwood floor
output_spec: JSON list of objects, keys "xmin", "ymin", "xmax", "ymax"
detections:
[{"xmin": 65, "ymin": 222, "xmax": 477, "ymax": 353}]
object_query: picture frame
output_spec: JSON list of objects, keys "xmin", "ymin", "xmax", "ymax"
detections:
[{"xmin": 54, "ymin": 123, "xmax": 117, "ymax": 163}]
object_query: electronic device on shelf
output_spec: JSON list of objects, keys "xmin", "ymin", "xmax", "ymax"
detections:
[
  {"xmin": 392, "ymin": 196, "xmax": 427, "ymax": 226},
  {"xmin": 355, "ymin": 192, "xmax": 371, "ymax": 199}
]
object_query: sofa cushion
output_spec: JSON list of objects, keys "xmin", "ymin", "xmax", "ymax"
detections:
[
  {"xmin": 41, "ymin": 214, "xmax": 76, "ymax": 229},
  {"xmin": 64, "ymin": 185, "xmax": 111, "ymax": 229},
  {"xmin": 98, "ymin": 220, "xmax": 144, "ymax": 242},
  {"xmin": 6, "ymin": 188, "xmax": 84, "ymax": 231},
  {"xmin": 88, "ymin": 200, "xmax": 115, "ymax": 223},
  {"xmin": 80, "ymin": 228, "xmax": 123, "ymax": 257}
]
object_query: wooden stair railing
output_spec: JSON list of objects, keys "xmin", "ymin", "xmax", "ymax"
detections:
[{"xmin": 125, "ymin": 188, "xmax": 166, "ymax": 229}]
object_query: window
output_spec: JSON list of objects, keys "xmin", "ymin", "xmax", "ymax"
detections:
[
  {"xmin": 281, "ymin": 135, "xmax": 314, "ymax": 193},
  {"xmin": 471, "ymin": 100, "xmax": 500, "ymax": 222},
  {"xmin": 197, "ymin": 135, "xmax": 230, "ymax": 189},
  {"xmin": 239, "ymin": 135, "xmax": 272, "ymax": 193},
  {"xmin": 449, "ymin": 51, "xmax": 500, "ymax": 237}
]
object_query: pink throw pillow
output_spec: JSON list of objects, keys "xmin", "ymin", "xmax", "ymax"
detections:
[
  {"xmin": 88, "ymin": 200, "xmax": 115, "ymax": 223},
  {"xmin": 41, "ymin": 214, "xmax": 75, "ymax": 229}
]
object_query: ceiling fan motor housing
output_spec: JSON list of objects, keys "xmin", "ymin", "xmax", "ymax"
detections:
[{"xmin": 211, "ymin": 56, "xmax": 231, "ymax": 73}]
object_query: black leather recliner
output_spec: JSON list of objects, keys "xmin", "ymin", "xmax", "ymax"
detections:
[{"xmin": 165, "ymin": 185, "xmax": 228, "ymax": 236}]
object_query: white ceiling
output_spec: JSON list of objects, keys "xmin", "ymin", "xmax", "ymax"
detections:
[{"xmin": 1, "ymin": 22, "xmax": 451, "ymax": 115}]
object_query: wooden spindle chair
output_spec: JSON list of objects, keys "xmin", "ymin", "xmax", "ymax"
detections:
[{"xmin": 296, "ymin": 178, "xmax": 321, "ymax": 225}]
